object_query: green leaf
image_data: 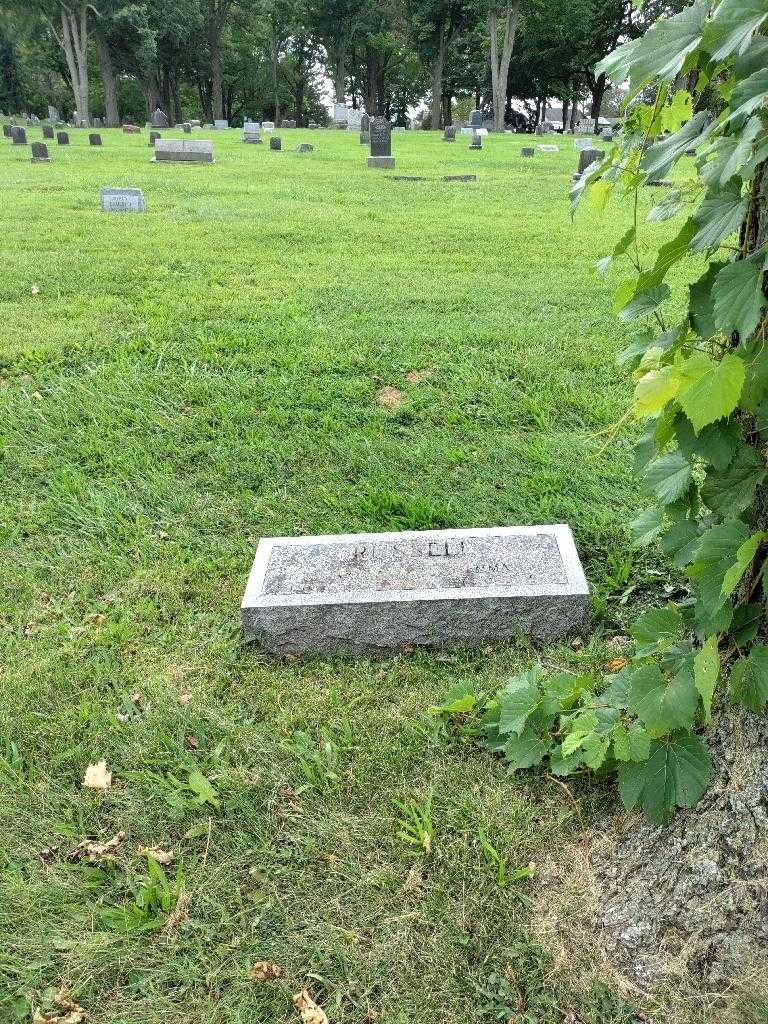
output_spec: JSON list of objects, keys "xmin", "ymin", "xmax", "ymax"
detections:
[
  {"xmin": 730, "ymin": 602, "xmax": 763, "ymax": 646},
  {"xmin": 581, "ymin": 732, "xmax": 610, "ymax": 769},
  {"xmin": 691, "ymin": 181, "xmax": 748, "ymax": 252},
  {"xmin": 675, "ymin": 416, "xmax": 740, "ymax": 471},
  {"xmin": 661, "ymin": 90, "xmax": 693, "ymax": 134},
  {"xmin": 645, "ymin": 220, "xmax": 697, "ymax": 289},
  {"xmin": 634, "ymin": 364, "xmax": 681, "ymax": 416},
  {"xmin": 705, "ymin": 0, "xmax": 768, "ymax": 61},
  {"xmin": 721, "ymin": 530, "xmax": 765, "ymax": 599},
  {"xmin": 642, "ymin": 452, "xmax": 692, "ymax": 504},
  {"xmin": 647, "ymin": 189, "xmax": 685, "ymax": 222},
  {"xmin": 661, "ymin": 519, "xmax": 701, "ymax": 568},
  {"xmin": 628, "ymin": 2, "xmax": 707, "ymax": 95},
  {"xmin": 688, "ymin": 519, "xmax": 752, "ymax": 613},
  {"xmin": 701, "ymin": 445, "xmax": 766, "ymax": 515},
  {"xmin": 629, "ymin": 663, "xmax": 698, "ymax": 735},
  {"xmin": 694, "ymin": 635, "xmax": 719, "ymax": 723},
  {"xmin": 187, "ymin": 770, "xmax": 220, "ymax": 809},
  {"xmin": 700, "ymin": 117, "xmax": 764, "ymax": 188},
  {"xmin": 677, "ymin": 352, "xmax": 745, "ymax": 432},
  {"xmin": 689, "ymin": 261, "xmax": 728, "ymax": 340},
  {"xmin": 713, "ymin": 256, "xmax": 765, "ymax": 340},
  {"xmin": 498, "ymin": 671, "xmax": 541, "ymax": 736},
  {"xmin": 618, "ymin": 326, "xmax": 679, "ymax": 371},
  {"xmin": 730, "ymin": 644, "xmax": 768, "ymax": 712},
  {"xmin": 619, "ymin": 284, "xmax": 670, "ymax": 323},
  {"xmin": 642, "ymin": 111, "xmax": 711, "ymax": 178},
  {"xmin": 631, "ymin": 604, "xmax": 684, "ymax": 657},
  {"xmin": 595, "ymin": 37, "xmax": 641, "ymax": 87},
  {"xmin": 630, "ymin": 505, "xmax": 664, "ymax": 547},
  {"xmin": 727, "ymin": 67, "xmax": 768, "ymax": 124},
  {"xmin": 503, "ymin": 729, "xmax": 550, "ymax": 770},
  {"xmin": 738, "ymin": 339, "xmax": 768, "ymax": 411},
  {"xmin": 618, "ymin": 733, "xmax": 712, "ymax": 824}
]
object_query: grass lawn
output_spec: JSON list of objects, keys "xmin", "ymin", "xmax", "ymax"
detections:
[{"xmin": 0, "ymin": 125, "xmax": 697, "ymax": 1023}]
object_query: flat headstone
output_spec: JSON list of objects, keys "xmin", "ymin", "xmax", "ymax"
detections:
[
  {"xmin": 538, "ymin": 144, "xmax": 559, "ymax": 152},
  {"xmin": 574, "ymin": 138, "xmax": 594, "ymax": 152},
  {"xmin": 388, "ymin": 175, "xmax": 427, "ymax": 181},
  {"xmin": 443, "ymin": 174, "xmax": 476, "ymax": 182},
  {"xmin": 270, "ymin": 136, "xmax": 282, "ymax": 150},
  {"xmin": 31, "ymin": 142, "xmax": 50, "ymax": 163},
  {"xmin": 577, "ymin": 148, "xmax": 604, "ymax": 175},
  {"xmin": 43, "ymin": 125, "xmax": 54, "ymax": 139},
  {"xmin": 100, "ymin": 187, "xmax": 146, "ymax": 213},
  {"xmin": 242, "ymin": 525, "xmax": 590, "ymax": 654},
  {"xmin": 296, "ymin": 142, "xmax": 314, "ymax": 153},
  {"xmin": 122, "ymin": 124, "xmax": 140, "ymax": 133},
  {"xmin": 213, "ymin": 118, "xmax": 229, "ymax": 130},
  {"xmin": 521, "ymin": 147, "xmax": 535, "ymax": 157},
  {"xmin": 11, "ymin": 126, "xmax": 27, "ymax": 145},
  {"xmin": 151, "ymin": 107, "xmax": 169, "ymax": 128},
  {"xmin": 153, "ymin": 138, "xmax": 214, "ymax": 163},
  {"xmin": 89, "ymin": 133, "xmax": 102, "ymax": 146},
  {"xmin": 56, "ymin": 131, "xmax": 69, "ymax": 145}
]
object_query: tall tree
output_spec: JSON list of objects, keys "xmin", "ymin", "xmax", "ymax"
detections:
[
  {"xmin": 488, "ymin": 0, "xmax": 518, "ymax": 131},
  {"xmin": 203, "ymin": 0, "xmax": 234, "ymax": 119},
  {"xmin": 409, "ymin": 0, "xmax": 472, "ymax": 130}
]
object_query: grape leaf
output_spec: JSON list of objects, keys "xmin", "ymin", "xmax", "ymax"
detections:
[
  {"xmin": 631, "ymin": 604, "xmax": 684, "ymax": 657},
  {"xmin": 701, "ymin": 445, "xmax": 766, "ymax": 515},
  {"xmin": 730, "ymin": 602, "xmax": 763, "ymax": 646},
  {"xmin": 691, "ymin": 181, "xmax": 748, "ymax": 251},
  {"xmin": 694, "ymin": 635, "xmax": 719, "ymax": 723},
  {"xmin": 498, "ymin": 671, "xmax": 541, "ymax": 736},
  {"xmin": 618, "ymin": 733, "xmax": 712, "ymax": 824},
  {"xmin": 629, "ymin": 663, "xmax": 698, "ymax": 734},
  {"xmin": 634, "ymin": 365, "xmax": 681, "ymax": 416},
  {"xmin": 705, "ymin": 0, "xmax": 768, "ymax": 61},
  {"xmin": 642, "ymin": 452, "xmax": 692, "ymax": 504},
  {"xmin": 628, "ymin": 2, "xmax": 707, "ymax": 94},
  {"xmin": 503, "ymin": 729, "xmax": 550, "ymax": 770},
  {"xmin": 677, "ymin": 351, "xmax": 745, "ymax": 432},
  {"xmin": 730, "ymin": 644, "xmax": 768, "ymax": 712},
  {"xmin": 647, "ymin": 189, "xmax": 685, "ymax": 222},
  {"xmin": 713, "ymin": 255, "xmax": 765, "ymax": 340},
  {"xmin": 721, "ymin": 530, "xmax": 765, "ymax": 599},
  {"xmin": 642, "ymin": 112, "xmax": 711, "ymax": 178},
  {"xmin": 688, "ymin": 519, "xmax": 752, "ymax": 613},
  {"xmin": 727, "ymin": 67, "xmax": 768, "ymax": 124}
]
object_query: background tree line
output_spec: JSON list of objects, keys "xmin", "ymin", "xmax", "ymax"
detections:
[{"xmin": 0, "ymin": 0, "xmax": 649, "ymax": 132}]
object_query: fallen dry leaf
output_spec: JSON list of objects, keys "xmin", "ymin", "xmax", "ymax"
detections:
[
  {"xmin": 293, "ymin": 990, "xmax": 329, "ymax": 1024},
  {"xmin": 82, "ymin": 761, "xmax": 112, "ymax": 792},
  {"xmin": 249, "ymin": 961, "xmax": 283, "ymax": 982},
  {"xmin": 33, "ymin": 986, "xmax": 87, "ymax": 1024},
  {"xmin": 69, "ymin": 831, "xmax": 126, "ymax": 862},
  {"xmin": 377, "ymin": 386, "xmax": 404, "ymax": 410},
  {"xmin": 137, "ymin": 845, "xmax": 174, "ymax": 865},
  {"xmin": 606, "ymin": 657, "xmax": 629, "ymax": 672}
]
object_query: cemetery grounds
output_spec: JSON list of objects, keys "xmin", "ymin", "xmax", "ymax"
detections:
[{"xmin": 1, "ymin": 128, "xmax": 746, "ymax": 1023}]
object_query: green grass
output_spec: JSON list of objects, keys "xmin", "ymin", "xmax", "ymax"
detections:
[{"xmin": 0, "ymin": 125, "xmax": 690, "ymax": 1023}]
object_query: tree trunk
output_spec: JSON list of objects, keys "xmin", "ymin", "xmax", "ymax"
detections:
[
  {"xmin": 59, "ymin": 3, "xmax": 90, "ymax": 125},
  {"xmin": 488, "ymin": 3, "xmax": 519, "ymax": 132},
  {"xmin": 171, "ymin": 70, "xmax": 182, "ymax": 124},
  {"xmin": 591, "ymin": 71, "xmax": 607, "ymax": 134},
  {"xmin": 95, "ymin": 26, "xmax": 119, "ymax": 126},
  {"xmin": 270, "ymin": 25, "xmax": 281, "ymax": 125},
  {"xmin": 209, "ymin": 25, "xmax": 224, "ymax": 119},
  {"xmin": 562, "ymin": 98, "xmax": 569, "ymax": 131},
  {"xmin": 332, "ymin": 49, "xmax": 346, "ymax": 104},
  {"xmin": 442, "ymin": 92, "xmax": 452, "ymax": 126},
  {"xmin": 430, "ymin": 17, "xmax": 446, "ymax": 132}
]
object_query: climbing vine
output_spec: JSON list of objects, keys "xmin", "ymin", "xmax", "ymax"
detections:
[{"xmin": 436, "ymin": 0, "xmax": 768, "ymax": 824}]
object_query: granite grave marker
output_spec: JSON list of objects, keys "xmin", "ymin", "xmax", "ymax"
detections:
[
  {"xmin": 89, "ymin": 133, "xmax": 102, "ymax": 146},
  {"xmin": 31, "ymin": 142, "xmax": 50, "ymax": 163},
  {"xmin": 56, "ymin": 131, "xmax": 69, "ymax": 145},
  {"xmin": 100, "ymin": 187, "xmax": 146, "ymax": 213},
  {"xmin": 270, "ymin": 136, "xmax": 282, "ymax": 150},
  {"xmin": 367, "ymin": 116, "xmax": 394, "ymax": 169}
]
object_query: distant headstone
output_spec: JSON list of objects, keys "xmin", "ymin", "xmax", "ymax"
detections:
[
  {"xmin": 31, "ymin": 142, "xmax": 50, "ymax": 163},
  {"xmin": 367, "ymin": 116, "xmax": 394, "ymax": 169},
  {"xmin": 577, "ymin": 148, "xmax": 604, "ymax": 175},
  {"xmin": 43, "ymin": 125, "xmax": 54, "ymax": 139},
  {"xmin": 153, "ymin": 138, "xmax": 214, "ymax": 163},
  {"xmin": 521, "ymin": 147, "xmax": 535, "ymax": 157},
  {"xmin": 359, "ymin": 131, "xmax": 370, "ymax": 144},
  {"xmin": 469, "ymin": 109, "xmax": 483, "ymax": 128},
  {"xmin": 2, "ymin": 124, "xmax": 11, "ymax": 138},
  {"xmin": 243, "ymin": 122, "xmax": 262, "ymax": 143},
  {"xmin": 333, "ymin": 102, "xmax": 348, "ymax": 126},
  {"xmin": 100, "ymin": 187, "xmax": 146, "ymax": 213},
  {"xmin": 190, "ymin": 119, "xmax": 201, "ymax": 128},
  {"xmin": 11, "ymin": 126, "xmax": 27, "ymax": 145},
  {"xmin": 443, "ymin": 126, "xmax": 456, "ymax": 142},
  {"xmin": 308, "ymin": 121, "xmax": 318, "ymax": 129},
  {"xmin": 93, "ymin": 117, "xmax": 102, "ymax": 128},
  {"xmin": 600, "ymin": 129, "xmax": 614, "ymax": 142},
  {"xmin": 283, "ymin": 119, "xmax": 297, "ymax": 129},
  {"xmin": 346, "ymin": 108, "xmax": 362, "ymax": 130},
  {"xmin": 149, "ymin": 131, "xmax": 161, "ymax": 146},
  {"xmin": 183, "ymin": 122, "xmax": 192, "ymax": 133},
  {"xmin": 56, "ymin": 131, "xmax": 70, "ymax": 145},
  {"xmin": 270, "ymin": 136, "xmax": 282, "ymax": 151},
  {"xmin": 538, "ymin": 144, "xmax": 559, "ymax": 152},
  {"xmin": 469, "ymin": 130, "xmax": 482, "ymax": 150},
  {"xmin": 361, "ymin": 113, "xmax": 370, "ymax": 132},
  {"xmin": 296, "ymin": 142, "xmax": 314, "ymax": 153},
  {"xmin": 89, "ymin": 133, "xmax": 102, "ymax": 146},
  {"xmin": 26, "ymin": 116, "xmax": 32, "ymax": 126},
  {"xmin": 47, "ymin": 105, "xmax": 59, "ymax": 122},
  {"xmin": 241, "ymin": 525, "xmax": 590, "ymax": 654},
  {"xmin": 122, "ymin": 124, "xmax": 141, "ymax": 133},
  {"xmin": 213, "ymin": 119, "xmax": 229, "ymax": 130},
  {"xmin": 151, "ymin": 108, "xmax": 169, "ymax": 128},
  {"xmin": 389, "ymin": 175, "xmax": 427, "ymax": 181},
  {"xmin": 262, "ymin": 120, "xmax": 275, "ymax": 131},
  {"xmin": 535, "ymin": 125, "xmax": 545, "ymax": 136}
]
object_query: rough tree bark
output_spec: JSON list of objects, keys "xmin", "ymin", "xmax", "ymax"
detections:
[
  {"xmin": 95, "ymin": 24, "xmax": 119, "ymax": 126},
  {"xmin": 488, "ymin": 1, "xmax": 519, "ymax": 132},
  {"xmin": 204, "ymin": 0, "xmax": 232, "ymax": 121},
  {"xmin": 590, "ymin": 71, "xmax": 608, "ymax": 135},
  {"xmin": 430, "ymin": 15, "xmax": 448, "ymax": 132}
]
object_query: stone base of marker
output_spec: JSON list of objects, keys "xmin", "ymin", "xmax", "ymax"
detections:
[
  {"xmin": 100, "ymin": 187, "xmax": 146, "ymax": 213},
  {"xmin": 367, "ymin": 155, "xmax": 395, "ymax": 169},
  {"xmin": 241, "ymin": 525, "xmax": 590, "ymax": 655},
  {"xmin": 153, "ymin": 139, "xmax": 214, "ymax": 163}
]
